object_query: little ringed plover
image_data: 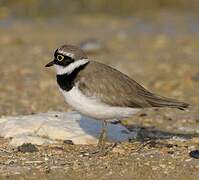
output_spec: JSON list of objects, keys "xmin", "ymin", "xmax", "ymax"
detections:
[{"xmin": 45, "ymin": 44, "xmax": 190, "ymax": 151}]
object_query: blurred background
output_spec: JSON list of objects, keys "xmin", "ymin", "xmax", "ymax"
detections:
[
  {"xmin": 0, "ymin": 0, "xmax": 198, "ymax": 123},
  {"xmin": 1, "ymin": 0, "xmax": 199, "ymax": 17}
]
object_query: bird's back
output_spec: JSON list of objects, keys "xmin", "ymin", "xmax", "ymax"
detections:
[{"xmin": 76, "ymin": 61, "xmax": 190, "ymax": 110}]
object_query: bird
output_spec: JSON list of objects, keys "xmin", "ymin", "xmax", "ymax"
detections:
[{"xmin": 45, "ymin": 44, "xmax": 190, "ymax": 153}]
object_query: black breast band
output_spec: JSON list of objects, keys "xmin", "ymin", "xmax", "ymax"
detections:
[{"xmin": 56, "ymin": 62, "xmax": 88, "ymax": 91}]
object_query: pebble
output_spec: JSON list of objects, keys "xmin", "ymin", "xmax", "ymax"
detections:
[
  {"xmin": 159, "ymin": 164, "xmax": 166, "ymax": 168},
  {"xmin": 112, "ymin": 147, "xmax": 125, "ymax": 154},
  {"xmin": 188, "ymin": 146, "xmax": 196, "ymax": 150},
  {"xmin": 17, "ymin": 143, "xmax": 38, "ymax": 153},
  {"xmin": 25, "ymin": 161, "xmax": 43, "ymax": 165},
  {"xmin": 185, "ymin": 158, "xmax": 192, "ymax": 162},
  {"xmin": 191, "ymin": 137, "xmax": 199, "ymax": 144},
  {"xmin": 63, "ymin": 140, "xmax": 74, "ymax": 145},
  {"xmin": 152, "ymin": 166, "xmax": 159, "ymax": 170},
  {"xmin": 4, "ymin": 160, "xmax": 16, "ymax": 165},
  {"xmin": 191, "ymin": 74, "xmax": 199, "ymax": 81},
  {"xmin": 143, "ymin": 162, "xmax": 150, "ymax": 166},
  {"xmin": 139, "ymin": 113, "xmax": 147, "ymax": 117},
  {"xmin": 189, "ymin": 150, "xmax": 199, "ymax": 159}
]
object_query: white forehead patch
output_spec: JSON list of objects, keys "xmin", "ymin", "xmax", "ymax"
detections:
[
  {"xmin": 58, "ymin": 50, "xmax": 75, "ymax": 59},
  {"xmin": 55, "ymin": 59, "xmax": 89, "ymax": 75}
]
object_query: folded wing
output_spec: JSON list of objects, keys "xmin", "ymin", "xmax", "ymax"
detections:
[{"xmin": 77, "ymin": 61, "xmax": 190, "ymax": 110}]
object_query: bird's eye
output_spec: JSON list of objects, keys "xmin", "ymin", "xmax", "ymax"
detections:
[{"xmin": 57, "ymin": 55, "xmax": 64, "ymax": 61}]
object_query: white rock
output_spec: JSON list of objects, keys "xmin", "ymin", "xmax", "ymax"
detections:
[
  {"xmin": 10, "ymin": 135, "xmax": 57, "ymax": 147},
  {"xmin": 0, "ymin": 111, "xmax": 136, "ymax": 146}
]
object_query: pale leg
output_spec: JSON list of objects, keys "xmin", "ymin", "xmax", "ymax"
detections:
[{"xmin": 97, "ymin": 120, "xmax": 107, "ymax": 151}]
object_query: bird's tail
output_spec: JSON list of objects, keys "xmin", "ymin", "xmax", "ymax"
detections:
[{"xmin": 145, "ymin": 94, "xmax": 191, "ymax": 110}]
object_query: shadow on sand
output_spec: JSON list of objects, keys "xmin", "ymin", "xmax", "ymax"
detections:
[
  {"xmin": 78, "ymin": 114, "xmax": 199, "ymax": 143},
  {"xmin": 126, "ymin": 124, "xmax": 199, "ymax": 142}
]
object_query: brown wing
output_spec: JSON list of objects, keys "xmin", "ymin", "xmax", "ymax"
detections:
[{"xmin": 76, "ymin": 61, "xmax": 189, "ymax": 109}]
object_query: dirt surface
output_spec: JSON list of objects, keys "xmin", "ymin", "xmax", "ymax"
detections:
[{"xmin": 0, "ymin": 12, "xmax": 199, "ymax": 179}]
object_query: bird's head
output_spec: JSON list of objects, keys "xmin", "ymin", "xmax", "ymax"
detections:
[{"xmin": 45, "ymin": 44, "xmax": 89, "ymax": 75}]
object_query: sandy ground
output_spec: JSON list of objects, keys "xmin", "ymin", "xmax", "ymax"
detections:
[{"xmin": 0, "ymin": 12, "xmax": 199, "ymax": 179}]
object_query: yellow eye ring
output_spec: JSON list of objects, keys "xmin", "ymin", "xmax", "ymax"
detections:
[{"xmin": 57, "ymin": 55, "xmax": 64, "ymax": 61}]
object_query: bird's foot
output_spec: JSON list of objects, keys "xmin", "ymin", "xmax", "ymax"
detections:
[
  {"xmin": 135, "ymin": 140, "xmax": 154, "ymax": 152},
  {"xmin": 82, "ymin": 143, "xmax": 117, "ymax": 157},
  {"xmin": 81, "ymin": 120, "xmax": 117, "ymax": 157},
  {"xmin": 96, "ymin": 142, "xmax": 117, "ymax": 156}
]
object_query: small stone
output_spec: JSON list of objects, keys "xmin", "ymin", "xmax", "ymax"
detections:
[
  {"xmin": 110, "ymin": 120, "xmax": 121, "ymax": 125},
  {"xmin": 192, "ymin": 74, "xmax": 199, "ymax": 81},
  {"xmin": 25, "ymin": 160, "xmax": 43, "ymax": 165},
  {"xmin": 160, "ymin": 164, "xmax": 166, "ymax": 168},
  {"xmin": 82, "ymin": 152, "xmax": 90, "ymax": 157},
  {"xmin": 188, "ymin": 146, "xmax": 196, "ymax": 151},
  {"xmin": 167, "ymin": 150, "xmax": 174, "ymax": 154},
  {"xmin": 144, "ymin": 162, "xmax": 150, "ymax": 166},
  {"xmin": 189, "ymin": 150, "xmax": 199, "ymax": 159},
  {"xmin": 17, "ymin": 143, "xmax": 38, "ymax": 153},
  {"xmin": 152, "ymin": 166, "xmax": 159, "ymax": 170},
  {"xmin": 112, "ymin": 147, "xmax": 125, "ymax": 154},
  {"xmin": 139, "ymin": 113, "xmax": 147, "ymax": 117},
  {"xmin": 63, "ymin": 140, "xmax": 74, "ymax": 145},
  {"xmin": 4, "ymin": 160, "xmax": 16, "ymax": 165},
  {"xmin": 185, "ymin": 158, "xmax": 192, "ymax": 162},
  {"xmin": 191, "ymin": 137, "xmax": 199, "ymax": 144},
  {"xmin": 166, "ymin": 144, "xmax": 176, "ymax": 148}
]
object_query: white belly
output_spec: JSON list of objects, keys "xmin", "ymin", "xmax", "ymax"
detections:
[{"xmin": 59, "ymin": 85, "xmax": 140, "ymax": 120}]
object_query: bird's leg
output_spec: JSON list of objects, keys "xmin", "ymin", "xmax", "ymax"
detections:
[
  {"xmin": 97, "ymin": 120, "xmax": 107, "ymax": 152},
  {"xmin": 85, "ymin": 120, "xmax": 108, "ymax": 156},
  {"xmin": 84, "ymin": 120, "xmax": 116, "ymax": 156}
]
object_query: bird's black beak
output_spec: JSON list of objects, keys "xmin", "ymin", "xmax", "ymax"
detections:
[{"xmin": 45, "ymin": 60, "xmax": 54, "ymax": 67}]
